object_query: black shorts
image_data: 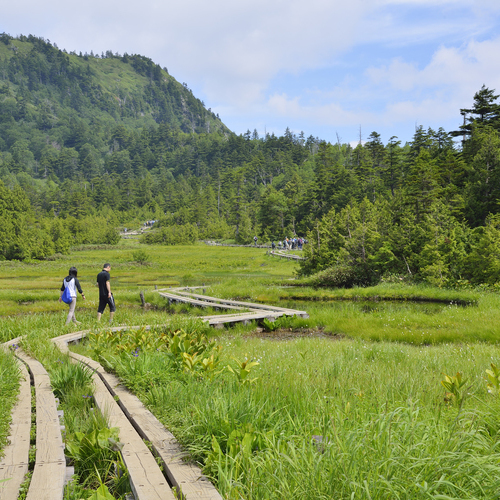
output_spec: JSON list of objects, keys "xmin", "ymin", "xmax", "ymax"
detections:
[{"xmin": 98, "ymin": 294, "xmax": 116, "ymax": 313}]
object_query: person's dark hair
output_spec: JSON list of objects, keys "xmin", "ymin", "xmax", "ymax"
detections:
[
  {"xmin": 103, "ymin": 263, "xmax": 110, "ymax": 269},
  {"xmin": 69, "ymin": 267, "xmax": 78, "ymax": 277}
]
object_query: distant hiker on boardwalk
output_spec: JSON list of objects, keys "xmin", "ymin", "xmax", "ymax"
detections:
[
  {"xmin": 271, "ymin": 241, "xmax": 276, "ymax": 253},
  {"xmin": 59, "ymin": 266, "xmax": 85, "ymax": 325},
  {"xmin": 97, "ymin": 263, "xmax": 116, "ymax": 323},
  {"xmin": 254, "ymin": 235, "xmax": 258, "ymax": 246}
]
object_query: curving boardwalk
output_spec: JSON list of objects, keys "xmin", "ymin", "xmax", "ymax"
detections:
[
  {"xmin": 1, "ymin": 289, "xmax": 308, "ymax": 499},
  {"xmin": 0, "ymin": 343, "xmax": 66, "ymax": 500},
  {"xmin": 159, "ymin": 287, "xmax": 309, "ymax": 326},
  {"xmin": 55, "ymin": 331, "xmax": 223, "ymax": 500}
]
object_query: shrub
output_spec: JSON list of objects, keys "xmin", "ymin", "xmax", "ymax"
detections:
[{"xmin": 132, "ymin": 249, "xmax": 150, "ymax": 264}]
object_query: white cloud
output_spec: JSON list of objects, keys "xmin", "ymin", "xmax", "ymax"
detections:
[
  {"xmin": 365, "ymin": 36, "xmax": 500, "ymax": 101},
  {"xmin": 3, "ymin": 0, "xmax": 492, "ymax": 108},
  {"xmin": 260, "ymin": 35, "xmax": 500, "ymax": 136},
  {"xmin": 267, "ymin": 93, "xmax": 376, "ymax": 127},
  {"xmin": 2, "ymin": 0, "xmax": 500, "ymax": 141}
]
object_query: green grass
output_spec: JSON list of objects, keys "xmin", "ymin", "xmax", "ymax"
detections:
[
  {"xmin": 0, "ymin": 349, "xmax": 21, "ymax": 457},
  {"xmin": 3, "ymin": 239, "xmax": 500, "ymax": 498},
  {"xmin": 76, "ymin": 331, "xmax": 500, "ymax": 499}
]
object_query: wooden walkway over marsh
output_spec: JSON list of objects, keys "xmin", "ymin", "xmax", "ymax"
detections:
[
  {"xmin": 55, "ymin": 332, "xmax": 222, "ymax": 500},
  {"xmin": 1, "ymin": 341, "xmax": 68, "ymax": 500},
  {"xmin": 0, "ymin": 288, "xmax": 307, "ymax": 500},
  {"xmin": 1, "ymin": 332, "xmax": 223, "ymax": 500},
  {"xmin": 158, "ymin": 287, "xmax": 309, "ymax": 326},
  {"xmin": 267, "ymin": 250, "xmax": 306, "ymax": 261},
  {"xmin": 0, "ymin": 344, "xmax": 31, "ymax": 500}
]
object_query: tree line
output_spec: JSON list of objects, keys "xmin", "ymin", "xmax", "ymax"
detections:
[{"xmin": 1, "ymin": 34, "xmax": 500, "ymax": 286}]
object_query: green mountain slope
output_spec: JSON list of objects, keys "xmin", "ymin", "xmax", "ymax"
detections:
[{"xmin": 0, "ymin": 33, "xmax": 228, "ymax": 152}]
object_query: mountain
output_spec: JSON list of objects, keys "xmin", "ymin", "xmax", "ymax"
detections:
[{"xmin": 0, "ymin": 33, "xmax": 229, "ymax": 151}]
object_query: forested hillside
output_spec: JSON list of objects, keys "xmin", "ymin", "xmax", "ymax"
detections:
[{"xmin": 1, "ymin": 34, "xmax": 500, "ymax": 287}]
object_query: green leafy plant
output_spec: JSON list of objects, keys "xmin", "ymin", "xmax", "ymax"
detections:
[
  {"xmin": 227, "ymin": 355, "xmax": 259, "ymax": 385},
  {"xmin": 486, "ymin": 363, "xmax": 500, "ymax": 396},
  {"xmin": 205, "ymin": 425, "xmax": 274, "ymax": 482},
  {"xmin": 132, "ymin": 248, "xmax": 151, "ymax": 265},
  {"xmin": 50, "ymin": 360, "xmax": 94, "ymax": 402},
  {"xmin": 262, "ymin": 317, "xmax": 279, "ymax": 332},
  {"xmin": 65, "ymin": 420, "xmax": 126, "ymax": 491},
  {"xmin": 441, "ymin": 372, "xmax": 467, "ymax": 406},
  {"xmin": 181, "ymin": 346, "xmax": 224, "ymax": 378},
  {"xmin": 87, "ymin": 484, "xmax": 115, "ymax": 500},
  {"xmin": 262, "ymin": 315, "xmax": 296, "ymax": 332}
]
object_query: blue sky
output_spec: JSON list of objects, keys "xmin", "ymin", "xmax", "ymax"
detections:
[{"xmin": 2, "ymin": 0, "xmax": 500, "ymax": 145}]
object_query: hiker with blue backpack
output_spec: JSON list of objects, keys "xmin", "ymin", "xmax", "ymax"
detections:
[{"xmin": 59, "ymin": 266, "xmax": 85, "ymax": 325}]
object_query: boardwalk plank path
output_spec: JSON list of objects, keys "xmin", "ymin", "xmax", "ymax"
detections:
[
  {"xmin": 159, "ymin": 291, "xmax": 249, "ymax": 312},
  {"xmin": 14, "ymin": 350, "xmax": 66, "ymax": 500},
  {"xmin": 58, "ymin": 346, "xmax": 175, "ymax": 500},
  {"xmin": 168, "ymin": 289, "xmax": 309, "ymax": 318},
  {"xmin": 268, "ymin": 250, "xmax": 306, "ymax": 261},
  {"xmin": 0, "ymin": 358, "xmax": 31, "ymax": 500},
  {"xmin": 1, "ymin": 288, "xmax": 307, "ymax": 500},
  {"xmin": 55, "ymin": 334, "xmax": 222, "ymax": 500}
]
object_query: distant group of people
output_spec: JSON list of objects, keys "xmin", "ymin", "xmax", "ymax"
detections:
[
  {"xmin": 271, "ymin": 237, "xmax": 305, "ymax": 251},
  {"xmin": 253, "ymin": 235, "xmax": 306, "ymax": 250},
  {"xmin": 59, "ymin": 263, "xmax": 116, "ymax": 326}
]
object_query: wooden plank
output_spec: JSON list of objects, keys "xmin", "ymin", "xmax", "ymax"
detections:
[
  {"xmin": 205, "ymin": 312, "xmax": 280, "ymax": 327},
  {"xmin": 0, "ymin": 360, "xmax": 31, "ymax": 500},
  {"xmin": 66, "ymin": 351, "xmax": 176, "ymax": 500},
  {"xmin": 14, "ymin": 351, "xmax": 66, "ymax": 500},
  {"xmin": 54, "ymin": 330, "xmax": 91, "ymax": 346},
  {"xmin": 171, "ymin": 291, "xmax": 309, "ymax": 318},
  {"xmin": 158, "ymin": 292, "xmax": 249, "ymax": 312},
  {"xmin": 56, "ymin": 336, "xmax": 223, "ymax": 499},
  {"xmin": 270, "ymin": 251, "xmax": 305, "ymax": 261},
  {"xmin": 69, "ymin": 351, "xmax": 222, "ymax": 500}
]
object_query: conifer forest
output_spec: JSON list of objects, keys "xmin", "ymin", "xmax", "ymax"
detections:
[{"xmin": 1, "ymin": 33, "xmax": 500, "ymax": 288}]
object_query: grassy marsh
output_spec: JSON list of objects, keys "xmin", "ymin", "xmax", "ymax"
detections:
[
  {"xmin": 2, "ymin": 239, "xmax": 500, "ymax": 499},
  {"xmin": 0, "ymin": 348, "xmax": 20, "ymax": 457},
  {"xmin": 74, "ymin": 327, "xmax": 500, "ymax": 499}
]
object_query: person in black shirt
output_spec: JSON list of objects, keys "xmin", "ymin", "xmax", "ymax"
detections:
[
  {"xmin": 59, "ymin": 266, "xmax": 85, "ymax": 325},
  {"xmin": 97, "ymin": 263, "xmax": 116, "ymax": 323}
]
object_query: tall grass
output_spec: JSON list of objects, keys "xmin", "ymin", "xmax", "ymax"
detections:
[
  {"xmin": 0, "ymin": 349, "xmax": 21, "ymax": 456},
  {"xmin": 80, "ymin": 334, "xmax": 500, "ymax": 499},
  {"xmin": 4, "ymin": 241, "xmax": 500, "ymax": 498}
]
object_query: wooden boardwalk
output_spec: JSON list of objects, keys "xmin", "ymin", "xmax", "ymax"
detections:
[
  {"xmin": 1, "ymin": 289, "xmax": 307, "ymax": 500},
  {"xmin": 0, "ymin": 349, "xmax": 66, "ymax": 500},
  {"xmin": 0, "ymin": 356, "xmax": 31, "ymax": 500},
  {"xmin": 55, "ymin": 333, "xmax": 223, "ymax": 500},
  {"xmin": 64, "ymin": 349, "xmax": 176, "ymax": 500},
  {"xmin": 268, "ymin": 250, "xmax": 306, "ymax": 261},
  {"xmin": 160, "ymin": 288, "xmax": 309, "ymax": 323}
]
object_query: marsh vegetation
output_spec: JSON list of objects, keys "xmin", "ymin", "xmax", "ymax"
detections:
[{"xmin": 1, "ymin": 241, "xmax": 500, "ymax": 499}]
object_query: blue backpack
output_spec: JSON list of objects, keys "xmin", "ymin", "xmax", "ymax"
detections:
[{"xmin": 61, "ymin": 281, "xmax": 73, "ymax": 304}]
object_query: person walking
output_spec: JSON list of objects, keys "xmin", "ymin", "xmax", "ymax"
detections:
[
  {"xmin": 59, "ymin": 267, "xmax": 85, "ymax": 325},
  {"xmin": 97, "ymin": 263, "xmax": 116, "ymax": 323}
]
